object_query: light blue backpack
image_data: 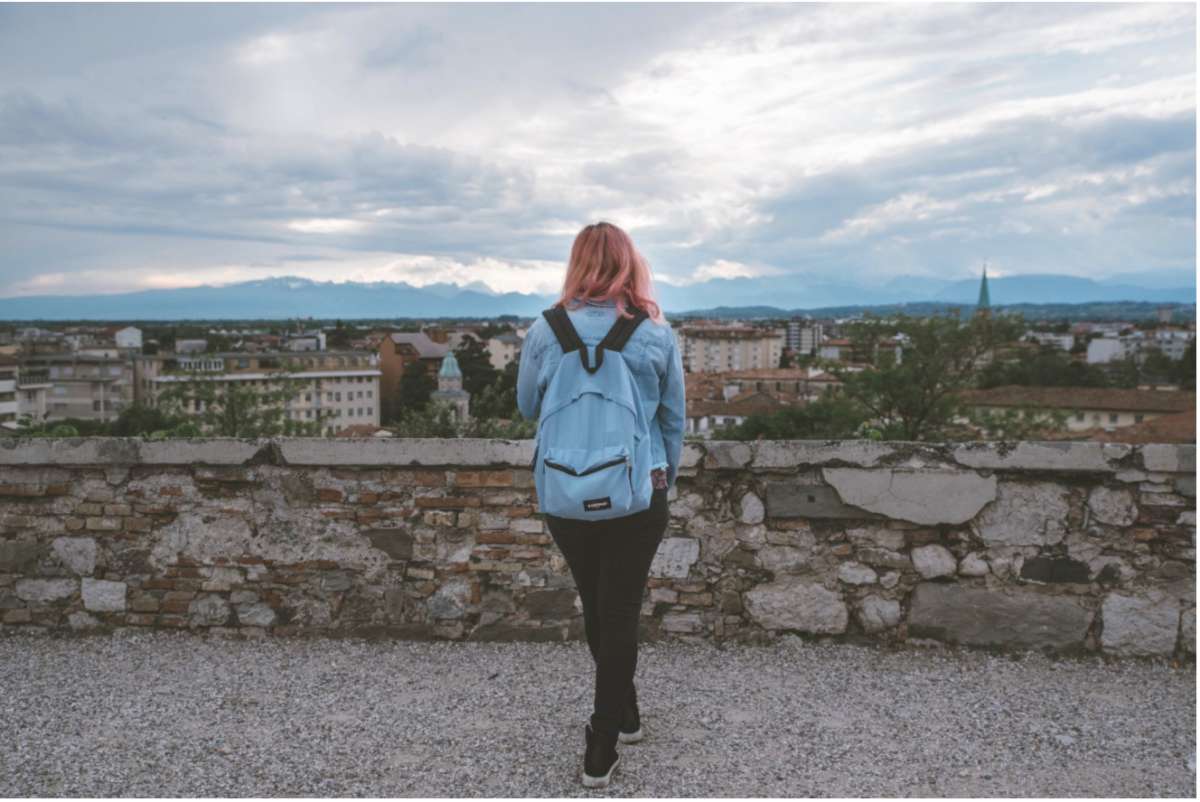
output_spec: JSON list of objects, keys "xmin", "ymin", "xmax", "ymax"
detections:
[{"xmin": 531, "ymin": 304, "xmax": 654, "ymax": 521}]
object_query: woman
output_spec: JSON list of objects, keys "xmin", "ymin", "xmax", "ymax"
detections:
[{"xmin": 516, "ymin": 221, "xmax": 686, "ymax": 788}]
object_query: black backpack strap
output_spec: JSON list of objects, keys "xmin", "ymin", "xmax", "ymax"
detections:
[
  {"xmin": 540, "ymin": 303, "xmax": 646, "ymax": 375},
  {"xmin": 542, "ymin": 307, "xmax": 583, "ymax": 353},
  {"xmin": 600, "ymin": 305, "xmax": 649, "ymax": 353}
]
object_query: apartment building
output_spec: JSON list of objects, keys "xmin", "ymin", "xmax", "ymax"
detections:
[
  {"xmin": 958, "ymin": 385, "xmax": 1195, "ymax": 433},
  {"xmin": 1087, "ymin": 327, "xmax": 1196, "ymax": 364},
  {"xmin": 678, "ymin": 324, "xmax": 785, "ymax": 374},
  {"xmin": 135, "ymin": 349, "xmax": 381, "ymax": 436},
  {"xmin": 17, "ymin": 351, "xmax": 134, "ymax": 423},
  {"xmin": 786, "ymin": 319, "xmax": 825, "ymax": 356}
]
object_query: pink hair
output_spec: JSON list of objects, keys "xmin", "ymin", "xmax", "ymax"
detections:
[{"xmin": 555, "ymin": 221, "xmax": 667, "ymax": 325}]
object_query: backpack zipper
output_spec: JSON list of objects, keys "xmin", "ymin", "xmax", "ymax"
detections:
[{"xmin": 543, "ymin": 454, "xmax": 628, "ymax": 477}]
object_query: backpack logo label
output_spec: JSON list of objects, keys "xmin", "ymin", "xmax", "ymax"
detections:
[{"xmin": 583, "ymin": 496, "xmax": 612, "ymax": 511}]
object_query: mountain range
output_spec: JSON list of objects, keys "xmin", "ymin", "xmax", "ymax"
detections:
[{"xmin": 0, "ymin": 271, "xmax": 1193, "ymax": 321}]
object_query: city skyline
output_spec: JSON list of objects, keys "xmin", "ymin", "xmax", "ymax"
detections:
[{"xmin": 0, "ymin": 2, "xmax": 1195, "ymax": 302}]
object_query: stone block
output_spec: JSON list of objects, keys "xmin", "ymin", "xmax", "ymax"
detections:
[
  {"xmin": 188, "ymin": 594, "xmax": 230, "ymax": 626},
  {"xmin": 857, "ymin": 595, "xmax": 901, "ymax": 633},
  {"xmin": 81, "ymin": 578, "xmax": 126, "ymax": 612},
  {"xmin": 427, "ymin": 578, "xmax": 472, "ymax": 620},
  {"xmin": 837, "ymin": 561, "xmax": 877, "ymax": 585},
  {"xmin": 752, "ymin": 440, "xmax": 893, "ymax": 469},
  {"xmin": 822, "ymin": 468, "xmax": 996, "ymax": 525},
  {"xmin": 15, "ymin": 578, "xmax": 76, "ymax": 603},
  {"xmin": 0, "ymin": 540, "xmax": 43, "ymax": 572},
  {"xmin": 1020, "ymin": 556, "xmax": 1089, "ymax": 584},
  {"xmin": 1100, "ymin": 590, "xmax": 1180, "ymax": 657},
  {"xmin": 765, "ymin": 482, "xmax": 881, "ymax": 520},
  {"xmin": 911, "ymin": 544, "xmax": 956, "ymax": 579},
  {"xmin": 1141, "ymin": 444, "xmax": 1196, "ymax": 474},
  {"xmin": 649, "ymin": 537, "xmax": 699, "ymax": 579},
  {"xmin": 523, "ymin": 588, "xmax": 577, "ymax": 619},
  {"xmin": 975, "ymin": 481, "xmax": 1071, "ymax": 547},
  {"xmin": 743, "ymin": 578, "xmax": 848, "ymax": 634},
  {"xmin": 908, "ymin": 582, "xmax": 1092, "ymax": 651},
  {"xmin": 235, "ymin": 602, "xmax": 277, "ymax": 627},
  {"xmin": 952, "ymin": 441, "xmax": 1119, "ymax": 472},
  {"xmin": 364, "ymin": 528, "xmax": 414, "ymax": 560},
  {"xmin": 662, "ymin": 612, "xmax": 704, "ymax": 633},
  {"xmin": 739, "ymin": 492, "xmax": 764, "ymax": 524},
  {"xmin": 1087, "ymin": 486, "xmax": 1138, "ymax": 527}
]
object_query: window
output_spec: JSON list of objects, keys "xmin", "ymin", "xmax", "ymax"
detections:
[
  {"xmin": 1074, "ymin": 412, "xmax": 1084, "ymax": 422},
  {"xmin": 1134, "ymin": 414, "xmax": 1144, "ymax": 423},
  {"xmin": 1108, "ymin": 413, "xmax": 1118, "ymax": 424}
]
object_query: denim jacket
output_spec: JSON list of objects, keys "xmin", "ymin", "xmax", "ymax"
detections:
[{"xmin": 516, "ymin": 297, "xmax": 687, "ymax": 489}]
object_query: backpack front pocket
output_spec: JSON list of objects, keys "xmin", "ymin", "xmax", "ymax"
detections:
[{"xmin": 541, "ymin": 444, "xmax": 634, "ymax": 518}]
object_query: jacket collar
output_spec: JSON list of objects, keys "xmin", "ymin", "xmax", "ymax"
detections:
[{"xmin": 574, "ymin": 296, "xmax": 617, "ymax": 307}]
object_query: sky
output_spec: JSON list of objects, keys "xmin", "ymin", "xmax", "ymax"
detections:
[{"xmin": 0, "ymin": 1, "xmax": 1195, "ymax": 301}]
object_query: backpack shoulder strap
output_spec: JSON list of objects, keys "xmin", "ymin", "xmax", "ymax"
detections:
[
  {"xmin": 599, "ymin": 305, "xmax": 649, "ymax": 353},
  {"xmin": 541, "ymin": 306, "xmax": 584, "ymax": 353}
]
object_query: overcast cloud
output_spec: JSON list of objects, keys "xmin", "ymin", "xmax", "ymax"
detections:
[{"xmin": 0, "ymin": 1, "xmax": 1194, "ymax": 299}]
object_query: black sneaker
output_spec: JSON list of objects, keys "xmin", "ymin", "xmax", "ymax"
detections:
[
  {"xmin": 619, "ymin": 686, "xmax": 643, "ymax": 744},
  {"xmin": 582, "ymin": 723, "xmax": 620, "ymax": 788}
]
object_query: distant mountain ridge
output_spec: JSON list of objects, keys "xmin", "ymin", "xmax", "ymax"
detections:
[{"xmin": 0, "ymin": 271, "xmax": 1192, "ymax": 320}]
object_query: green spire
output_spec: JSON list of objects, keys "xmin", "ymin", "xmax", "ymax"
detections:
[
  {"xmin": 438, "ymin": 352, "xmax": 462, "ymax": 379},
  {"xmin": 977, "ymin": 263, "xmax": 991, "ymax": 310}
]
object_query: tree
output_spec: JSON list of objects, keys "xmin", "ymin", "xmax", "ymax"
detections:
[
  {"xmin": 155, "ymin": 367, "xmax": 323, "ymax": 437},
  {"xmin": 110, "ymin": 403, "xmax": 179, "ymax": 436},
  {"xmin": 470, "ymin": 360, "xmax": 520, "ymax": 420},
  {"xmin": 397, "ymin": 360, "xmax": 436, "ymax": 411},
  {"xmin": 830, "ymin": 311, "xmax": 1026, "ymax": 441},
  {"xmin": 716, "ymin": 394, "xmax": 871, "ymax": 440},
  {"xmin": 1175, "ymin": 341, "xmax": 1196, "ymax": 390},
  {"xmin": 454, "ymin": 337, "xmax": 500, "ymax": 398},
  {"xmin": 977, "ymin": 344, "xmax": 1109, "ymax": 388}
]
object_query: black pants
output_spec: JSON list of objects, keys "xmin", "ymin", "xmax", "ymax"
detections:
[{"xmin": 546, "ymin": 486, "xmax": 670, "ymax": 737}]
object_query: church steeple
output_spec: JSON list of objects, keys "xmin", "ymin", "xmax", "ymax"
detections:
[{"xmin": 976, "ymin": 262, "xmax": 991, "ymax": 317}]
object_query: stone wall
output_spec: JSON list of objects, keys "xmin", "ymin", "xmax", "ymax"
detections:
[{"xmin": 0, "ymin": 437, "xmax": 1194, "ymax": 659}]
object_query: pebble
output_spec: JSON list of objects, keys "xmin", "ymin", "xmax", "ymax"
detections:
[{"xmin": 0, "ymin": 629, "xmax": 1193, "ymax": 796}]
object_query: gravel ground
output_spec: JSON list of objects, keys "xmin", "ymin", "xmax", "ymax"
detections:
[{"xmin": 0, "ymin": 629, "xmax": 1194, "ymax": 798}]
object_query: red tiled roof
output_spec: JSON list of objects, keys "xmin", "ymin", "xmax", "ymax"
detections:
[{"xmin": 961, "ymin": 385, "xmax": 1195, "ymax": 414}]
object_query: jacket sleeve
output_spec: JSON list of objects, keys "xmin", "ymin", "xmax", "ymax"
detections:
[
  {"xmin": 516, "ymin": 321, "xmax": 544, "ymax": 422},
  {"xmin": 655, "ymin": 326, "xmax": 687, "ymax": 489}
]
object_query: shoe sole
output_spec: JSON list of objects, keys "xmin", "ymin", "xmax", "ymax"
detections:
[
  {"xmin": 582, "ymin": 755, "xmax": 620, "ymax": 788},
  {"xmin": 618, "ymin": 727, "xmax": 643, "ymax": 744}
]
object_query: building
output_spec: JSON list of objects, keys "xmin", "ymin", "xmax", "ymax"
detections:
[
  {"xmin": 678, "ymin": 324, "xmax": 785, "ymax": 373},
  {"xmin": 486, "ymin": 332, "xmax": 522, "ymax": 371},
  {"xmin": 17, "ymin": 352, "xmax": 135, "ymax": 423},
  {"xmin": 1026, "ymin": 331, "xmax": 1075, "ymax": 351},
  {"xmin": 959, "ymin": 385, "xmax": 1195, "ymax": 433},
  {"xmin": 818, "ymin": 337, "xmax": 903, "ymax": 365},
  {"xmin": 135, "ymin": 349, "xmax": 381, "ymax": 436},
  {"xmin": 1086, "ymin": 327, "xmax": 1195, "ymax": 365},
  {"xmin": 112, "ymin": 326, "xmax": 143, "ymax": 351},
  {"xmin": 429, "ymin": 352, "xmax": 470, "ymax": 422},
  {"xmin": 686, "ymin": 390, "xmax": 791, "ymax": 437},
  {"xmin": 0, "ymin": 355, "xmax": 16, "ymax": 429},
  {"xmin": 786, "ymin": 319, "xmax": 825, "ymax": 356},
  {"xmin": 378, "ymin": 331, "xmax": 451, "ymax": 422}
]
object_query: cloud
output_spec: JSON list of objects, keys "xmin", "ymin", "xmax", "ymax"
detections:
[{"xmin": 0, "ymin": 2, "xmax": 1193, "ymax": 300}]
